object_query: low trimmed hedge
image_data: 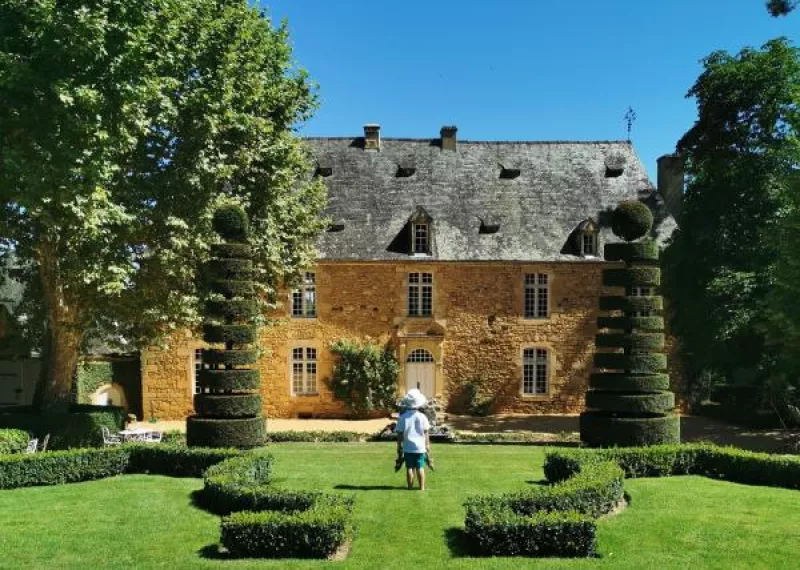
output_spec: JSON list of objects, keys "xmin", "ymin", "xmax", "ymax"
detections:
[
  {"xmin": 127, "ymin": 444, "xmax": 243, "ymax": 477},
  {"xmin": 0, "ymin": 406, "xmax": 126, "ymax": 449},
  {"xmin": 221, "ymin": 502, "xmax": 354, "ymax": 559},
  {"xmin": 0, "ymin": 429, "xmax": 30, "ymax": 454},
  {"xmin": 265, "ymin": 430, "xmax": 368, "ymax": 443},
  {"xmin": 0, "ymin": 447, "xmax": 130, "ymax": 489},
  {"xmin": 202, "ymin": 453, "xmax": 355, "ymax": 558},
  {"xmin": 464, "ymin": 458, "xmax": 623, "ymax": 557}
]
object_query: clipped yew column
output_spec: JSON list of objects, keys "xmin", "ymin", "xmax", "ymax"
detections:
[
  {"xmin": 580, "ymin": 201, "xmax": 679, "ymax": 447},
  {"xmin": 187, "ymin": 205, "xmax": 265, "ymax": 448}
]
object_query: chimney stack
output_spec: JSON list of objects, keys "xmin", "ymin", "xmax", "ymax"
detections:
[
  {"xmin": 657, "ymin": 154, "xmax": 685, "ymax": 219},
  {"xmin": 363, "ymin": 124, "xmax": 380, "ymax": 151},
  {"xmin": 440, "ymin": 126, "xmax": 457, "ymax": 151}
]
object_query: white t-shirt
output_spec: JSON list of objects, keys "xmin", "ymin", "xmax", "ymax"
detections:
[{"xmin": 395, "ymin": 409, "xmax": 430, "ymax": 453}]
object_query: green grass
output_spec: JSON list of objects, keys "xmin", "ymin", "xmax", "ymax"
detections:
[{"xmin": 0, "ymin": 444, "xmax": 798, "ymax": 569}]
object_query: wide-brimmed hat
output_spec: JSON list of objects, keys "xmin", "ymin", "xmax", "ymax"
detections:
[{"xmin": 401, "ymin": 388, "xmax": 428, "ymax": 409}]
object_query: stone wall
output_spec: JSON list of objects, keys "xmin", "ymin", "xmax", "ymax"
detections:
[{"xmin": 140, "ymin": 260, "xmax": 686, "ymax": 419}]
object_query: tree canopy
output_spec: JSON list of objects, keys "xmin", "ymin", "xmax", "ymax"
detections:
[
  {"xmin": 0, "ymin": 0, "xmax": 326, "ymax": 409},
  {"xmin": 663, "ymin": 38, "xmax": 800, "ymax": 415}
]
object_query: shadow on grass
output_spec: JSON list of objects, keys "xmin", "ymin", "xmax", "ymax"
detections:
[
  {"xmin": 197, "ymin": 544, "xmax": 230, "ymax": 560},
  {"xmin": 334, "ymin": 484, "xmax": 409, "ymax": 491},
  {"xmin": 525, "ymin": 479, "xmax": 549, "ymax": 486},
  {"xmin": 444, "ymin": 527, "xmax": 475, "ymax": 558}
]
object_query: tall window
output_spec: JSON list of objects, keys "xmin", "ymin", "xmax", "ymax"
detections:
[
  {"xmin": 408, "ymin": 272, "xmax": 433, "ymax": 316},
  {"xmin": 522, "ymin": 348, "xmax": 548, "ymax": 395},
  {"xmin": 581, "ymin": 232, "xmax": 597, "ymax": 256},
  {"xmin": 192, "ymin": 349, "xmax": 208, "ymax": 395},
  {"xmin": 524, "ymin": 273, "xmax": 549, "ymax": 319},
  {"xmin": 291, "ymin": 347, "xmax": 317, "ymax": 395},
  {"xmin": 291, "ymin": 272, "xmax": 316, "ymax": 318},
  {"xmin": 631, "ymin": 287, "xmax": 653, "ymax": 317},
  {"xmin": 413, "ymin": 223, "xmax": 429, "ymax": 254}
]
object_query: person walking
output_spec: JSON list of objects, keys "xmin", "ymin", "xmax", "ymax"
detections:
[{"xmin": 395, "ymin": 388, "xmax": 431, "ymax": 490}]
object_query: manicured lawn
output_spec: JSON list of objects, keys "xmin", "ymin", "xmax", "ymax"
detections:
[{"xmin": 0, "ymin": 444, "xmax": 798, "ymax": 569}]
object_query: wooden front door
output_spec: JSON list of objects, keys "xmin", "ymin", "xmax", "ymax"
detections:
[{"xmin": 406, "ymin": 349, "xmax": 435, "ymax": 397}]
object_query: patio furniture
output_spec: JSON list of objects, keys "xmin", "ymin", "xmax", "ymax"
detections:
[
  {"xmin": 145, "ymin": 431, "xmax": 163, "ymax": 443},
  {"xmin": 101, "ymin": 426, "xmax": 122, "ymax": 446},
  {"xmin": 24, "ymin": 438, "xmax": 38, "ymax": 454},
  {"xmin": 118, "ymin": 428, "xmax": 149, "ymax": 442},
  {"xmin": 38, "ymin": 433, "xmax": 50, "ymax": 452}
]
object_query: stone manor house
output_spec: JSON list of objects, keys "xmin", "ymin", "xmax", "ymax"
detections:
[{"xmin": 140, "ymin": 125, "xmax": 683, "ymax": 420}]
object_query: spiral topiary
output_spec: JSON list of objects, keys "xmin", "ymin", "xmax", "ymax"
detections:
[
  {"xmin": 187, "ymin": 205, "xmax": 265, "ymax": 448},
  {"xmin": 611, "ymin": 200, "xmax": 653, "ymax": 242},
  {"xmin": 580, "ymin": 202, "xmax": 679, "ymax": 447}
]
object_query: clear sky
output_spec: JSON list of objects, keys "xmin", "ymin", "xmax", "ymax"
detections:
[{"xmin": 264, "ymin": 1, "xmax": 797, "ymax": 178}]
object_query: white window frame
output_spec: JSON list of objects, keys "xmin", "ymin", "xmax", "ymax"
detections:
[
  {"xmin": 291, "ymin": 272, "xmax": 316, "ymax": 318},
  {"xmin": 581, "ymin": 232, "xmax": 598, "ymax": 256},
  {"xmin": 524, "ymin": 273, "xmax": 549, "ymax": 319},
  {"xmin": 192, "ymin": 348, "xmax": 208, "ymax": 395},
  {"xmin": 522, "ymin": 347, "xmax": 549, "ymax": 396},
  {"xmin": 291, "ymin": 347, "xmax": 318, "ymax": 395},
  {"xmin": 407, "ymin": 272, "xmax": 433, "ymax": 316},
  {"xmin": 412, "ymin": 223, "xmax": 429, "ymax": 255}
]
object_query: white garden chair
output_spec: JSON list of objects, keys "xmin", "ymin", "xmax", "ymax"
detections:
[
  {"xmin": 38, "ymin": 434, "xmax": 50, "ymax": 453},
  {"xmin": 24, "ymin": 438, "xmax": 38, "ymax": 454},
  {"xmin": 101, "ymin": 426, "xmax": 122, "ymax": 446},
  {"xmin": 146, "ymin": 431, "xmax": 163, "ymax": 443}
]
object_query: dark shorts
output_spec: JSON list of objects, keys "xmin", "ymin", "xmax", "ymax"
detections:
[{"xmin": 404, "ymin": 452, "xmax": 426, "ymax": 470}]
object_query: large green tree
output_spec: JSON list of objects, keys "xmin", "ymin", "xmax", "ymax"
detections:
[
  {"xmin": 0, "ymin": 1, "xmax": 326, "ymax": 410},
  {"xmin": 663, "ymin": 38, "xmax": 800, "ymax": 401}
]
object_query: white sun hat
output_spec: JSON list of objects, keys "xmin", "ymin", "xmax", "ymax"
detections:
[{"xmin": 402, "ymin": 388, "xmax": 428, "ymax": 410}]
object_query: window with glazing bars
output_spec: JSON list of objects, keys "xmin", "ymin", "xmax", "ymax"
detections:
[
  {"xmin": 630, "ymin": 286, "xmax": 653, "ymax": 317},
  {"xmin": 522, "ymin": 348, "xmax": 548, "ymax": 395},
  {"xmin": 407, "ymin": 272, "xmax": 433, "ymax": 316},
  {"xmin": 582, "ymin": 232, "xmax": 597, "ymax": 256},
  {"xmin": 524, "ymin": 273, "xmax": 549, "ymax": 318},
  {"xmin": 413, "ymin": 223, "xmax": 429, "ymax": 254},
  {"xmin": 291, "ymin": 272, "xmax": 316, "ymax": 317},
  {"xmin": 291, "ymin": 347, "xmax": 317, "ymax": 394},
  {"xmin": 193, "ymin": 349, "xmax": 208, "ymax": 395}
]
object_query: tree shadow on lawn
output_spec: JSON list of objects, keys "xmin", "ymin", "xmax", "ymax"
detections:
[
  {"xmin": 444, "ymin": 527, "xmax": 475, "ymax": 558},
  {"xmin": 334, "ymin": 484, "xmax": 411, "ymax": 491}
]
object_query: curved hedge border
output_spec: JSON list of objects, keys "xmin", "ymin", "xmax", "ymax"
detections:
[
  {"xmin": 464, "ymin": 458, "xmax": 623, "ymax": 557},
  {"xmin": 465, "ymin": 443, "xmax": 800, "ymax": 558}
]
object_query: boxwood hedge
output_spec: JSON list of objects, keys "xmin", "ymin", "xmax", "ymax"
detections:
[
  {"xmin": 588, "ymin": 373, "xmax": 670, "ymax": 392},
  {"xmin": 210, "ymin": 280, "xmax": 255, "ymax": 299},
  {"xmin": 0, "ymin": 429, "xmax": 30, "ymax": 455},
  {"xmin": 595, "ymin": 333, "xmax": 665, "ymax": 351},
  {"xmin": 202, "ymin": 349, "xmax": 257, "ymax": 367},
  {"xmin": 197, "ymin": 369, "xmax": 260, "ymax": 391},
  {"xmin": 598, "ymin": 296, "xmax": 663, "ymax": 313},
  {"xmin": 204, "ymin": 300, "xmax": 259, "ymax": 321},
  {"xmin": 186, "ymin": 417, "xmax": 265, "ymax": 449},
  {"xmin": 585, "ymin": 391, "xmax": 675, "ymax": 414},
  {"xmin": 593, "ymin": 352, "xmax": 667, "ymax": 373},
  {"xmin": 579, "ymin": 412, "xmax": 680, "ymax": 447},
  {"xmin": 597, "ymin": 316, "xmax": 664, "ymax": 331},
  {"xmin": 202, "ymin": 324, "xmax": 257, "ymax": 345},
  {"xmin": 602, "ymin": 266, "xmax": 661, "ymax": 288},
  {"xmin": 603, "ymin": 241, "xmax": 659, "ymax": 263},
  {"xmin": 195, "ymin": 394, "xmax": 262, "ymax": 418}
]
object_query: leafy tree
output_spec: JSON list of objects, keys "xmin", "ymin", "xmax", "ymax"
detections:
[
  {"xmin": 329, "ymin": 340, "xmax": 400, "ymax": 418},
  {"xmin": 662, "ymin": 39, "xmax": 800, "ymax": 398},
  {"xmin": 767, "ymin": 0, "xmax": 798, "ymax": 16},
  {"xmin": 0, "ymin": 1, "xmax": 326, "ymax": 410}
]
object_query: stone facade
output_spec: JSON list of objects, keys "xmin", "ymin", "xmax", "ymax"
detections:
[{"xmin": 139, "ymin": 260, "xmax": 685, "ymax": 420}]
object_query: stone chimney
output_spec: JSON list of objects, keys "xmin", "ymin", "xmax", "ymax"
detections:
[
  {"xmin": 657, "ymin": 154, "xmax": 684, "ymax": 219},
  {"xmin": 363, "ymin": 124, "xmax": 380, "ymax": 151},
  {"xmin": 440, "ymin": 126, "xmax": 457, "ymax": 151}
]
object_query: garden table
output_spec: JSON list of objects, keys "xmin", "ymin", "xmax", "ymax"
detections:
[{"xmin": 119, "ymin": 428, "xmax": 150, "ymax": 442}]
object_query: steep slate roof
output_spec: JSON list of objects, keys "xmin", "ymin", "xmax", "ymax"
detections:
[{"xmin": 309, "ymin": 136, "xmax": 674, "ymax": 262}]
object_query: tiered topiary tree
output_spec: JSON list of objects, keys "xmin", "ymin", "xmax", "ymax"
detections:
[
  {"xmin": 580, "ymin": 200, "xmax": 680, "ymax": 447},
  {"xmin": 187, "ymin": 205, "xmax": 265, "ymax": 448}
]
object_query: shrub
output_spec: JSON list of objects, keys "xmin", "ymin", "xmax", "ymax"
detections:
[
  {"xmin": 579, "ymin": 413, "xmax": 680, "ymax": 447},
  {"xmin": 186, "ymin": 416, "xmax": 265, "ymax": 449},
  {"xmin": 195, "ymin": 394, "xmax": 262, "ymax": 418},
  {"xmin": 0, "ymin": 406, "xmax": 125, "ymax": 449},
  {"xmin": 264, "ymin": 430, "xmax": 367, "ymax": 443},
  {"xmin": 126, "ymin": 444, "xmax": 242, "ymax": 477},
  {"xmin": 212, "ymin": 204, "xmax": 249, "ymax": 241},
  {"xmin": 602, "ymin": 266, "xmax": 661, "ymax": 288},
  {"xmin": 328, "ymin": 339, "xmax": 400, "ymax": 418},
  {"xmin": 0, "ymin": 429, "xmax": 30, "ymax": 454},
  {"xmin": 0, "ymin": 447, "xmax": 129, "ymax": 489},
  {"xmin": 611, "ymin": 200, "xmax": 653, "ymax": 242},
  {"xmin": 604, "ymin": 240, "xmax": 659, "ymax": 262},
  {"xmin": 221, "ymin": 502, "xmax": 354, "ymax": 559},
  {"xmin": 463, "ymin": 458, "xmax": 622, "ymax": 557}
]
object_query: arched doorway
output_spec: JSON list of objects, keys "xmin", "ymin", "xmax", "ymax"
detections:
[{"xmin": 406, "ymin": 349, "xmax": 435, "ymax": 397}]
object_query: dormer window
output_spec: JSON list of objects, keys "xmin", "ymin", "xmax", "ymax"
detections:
[
  {"xmin": 413, "ymin": 223, "xmax": 429, "ymax": 254},
  {"xmin": 574, "ymin": 218, "xmax": 598, "ymax": 257},
  {"xmin": 582, "ymin": 232, "xmax": 597, "ymax": 256}
]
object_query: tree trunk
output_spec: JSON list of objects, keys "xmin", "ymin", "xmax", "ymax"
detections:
[{"xmin": 32, "ymin": 238, "xmax": 84, "ymax": 412}]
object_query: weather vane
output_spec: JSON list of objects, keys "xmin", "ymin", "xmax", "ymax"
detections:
[{"xmin": 624, "ymin": 106, "xmax": 637, "ymax": 142}]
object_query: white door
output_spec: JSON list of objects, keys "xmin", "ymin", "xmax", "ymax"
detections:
[{"xmin": 406, "ymin": 349, "xmax": 435, "ymax": 397}]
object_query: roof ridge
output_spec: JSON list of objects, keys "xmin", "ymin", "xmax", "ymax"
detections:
[{"xmin": 303, "ymin": 137, "xmax": 633, "ymax": 145}]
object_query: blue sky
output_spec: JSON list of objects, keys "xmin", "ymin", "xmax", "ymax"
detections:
[{"xmin": 265, "ymin": 1, "xmax": 797, "ymax": 178}]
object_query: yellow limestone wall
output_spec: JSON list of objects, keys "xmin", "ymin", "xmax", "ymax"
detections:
[{"xmin": 141, "ymin": 261, "xmax": 684, "ymax": 419}]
